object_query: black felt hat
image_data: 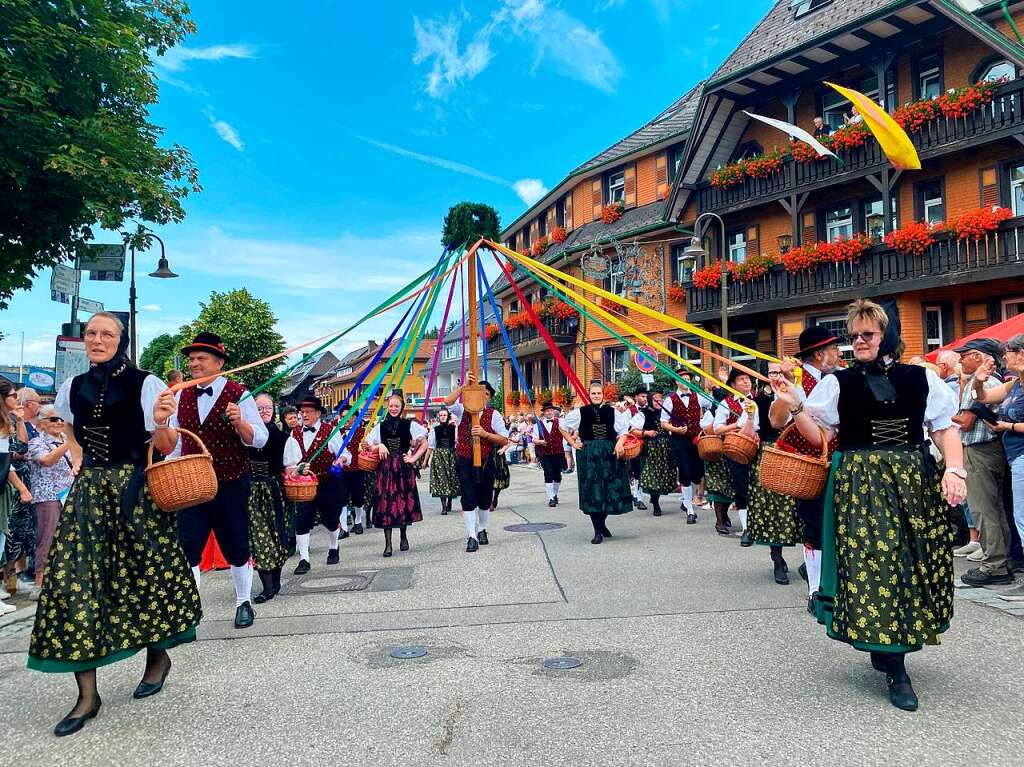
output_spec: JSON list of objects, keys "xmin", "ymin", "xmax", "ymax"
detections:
[
  {"xmin": 479, "ymin": 380, "xmax": 496, "ymax": 397},
  {"xmin": 541, "ymin": 400, "xmax": 556, "ymax": 410},
  {"xmin": 298, "ymin": 395, "xmax": 324, "ymax": 412},
  {"xmin": 726, "ymin": 367, "xmax": 751, "ymax": 387},
  {"xmin": 181, "ymin": 331, "xmax": 229, "ymax": 361},
  {"xmin": 797, "ymin": 326, "xmax": 839, "ymax": 358}
]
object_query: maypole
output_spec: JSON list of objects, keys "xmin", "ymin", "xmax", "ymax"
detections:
[{"xmin": 463, "ymin": 239, "xmax": 487, "ymax": 468}]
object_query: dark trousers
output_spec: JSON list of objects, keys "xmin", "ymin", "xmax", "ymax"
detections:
[
  {"xmin": 538, "ymin": 453, "xmax": 565, "ymax": 484},
  {"xmin": 670, "ymin": 436, "xmax": 704, "ymax": 486},
  {"xmin": 295, "ymin": 474, "xmax": 346, "ymax": 535},
  {"xmin": 342, "ymin": 469, "xmax": 366, "ymax": 507},
  {"xmin": 457, "ymin": 456, "xmax": 494, "ymax": 512},
  {"xmin": 629, "ymin": 455, "xmax": 644, "ymax": 481},
  {"xmin": 178, "ymin": 476, "xmax": 252, "ymax": 567},
  {"xmin": 726, "ymin": 458, "xmax": 750, "ymax": 508},
  {"xmin": 797, "ymin": 496, "xmax": 825, "ymax": 550}
]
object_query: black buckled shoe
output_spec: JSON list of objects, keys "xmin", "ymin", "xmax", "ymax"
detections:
[
  {"xmin": 686, "ymin": 513, "xmax": 697, "ymax": 524},
  {"xmin": 887, "ymin": 675, "xmax": 919, "ymax": 712},
  {"xmin": 339, "ymin": 530, "xmax": 350, "ymax": 540},
  {"xmin": 133, "ymin": 660, "xmax": 171, "ymax": 699},
  {"xmin": 294, "ymin": 559, "xmax": 311, "ymax": 575},
  {"xmin": 478, "ymin": 530, "xmax": 489, "ymax": 545},
  {"xmin": 466, "ymin": 537, "xmax": 479, "ymax": 553},
  {"xmin": 807, "ymin": 590, "xmax": 819, "ymax": 616},
  {"xmin": 590, "ymin": 534, "xmax": 603, "ymax": 544},
  {"xmin": 715, "ymin": 523, "xmax": 731, "ymax": 536},
  {"xmin": 633, "ymin": 499, "xmax": 647, "ymax": 511},
  {"xmin": 253, "ymin": 588, "xmax": 276, "ymax": 605},
  {"xmin": 326, "ymin": 549, "xmax": 340, "ymax": 566},
  {"xmin": 234, "ymin": 601, "xmax": 255, "ymax": 629},
  {"xmin": 547, "ymin": 499, "xmax": 557, "ymax": 507},
  {"xmin": 773, "ymin": 562, "xmax": 789, "ymax": 585},
  {"xmin": 54, "ymin": 695, "xmax": 101, "ymax": 737},
  {"xmin": 740, "ymin": 529, "xmax": 754, "ymax": 547}
]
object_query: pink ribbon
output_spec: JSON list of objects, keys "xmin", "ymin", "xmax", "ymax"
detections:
[{"xmin": 421, "ymin": 268, "xmax": 460, "ymax": 421}]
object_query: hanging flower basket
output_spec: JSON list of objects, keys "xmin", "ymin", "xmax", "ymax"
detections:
[
  {"xmin": 602, "ymin": 382, "xmax": 618, "ymax": 401},
  {"xmin": 668, "ymin": 284, "xmax": 687, "ymax": 303},
  {"xmin": 949, "ymin": 205, "xmax": 1012, "ymax": 240},
  {"xmin": 531, "ymin": 236, "xmax": 550, "ymax": 256},
  {"xmin": 550, "ymin": 225, "xmax": 567, "ymax": 244},
  {"xmin": 884, "ymin": 221, "xmax": 938, "ymax": 256},
  {"xmin": 601, "ymin": 202, "xmax": 625, "ymax": 224},
  {"xmin": 483, "ymin": 322, "xmax": 501, "ymax": 342}
]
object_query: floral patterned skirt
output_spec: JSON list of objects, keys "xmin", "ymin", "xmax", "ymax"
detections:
[
  {"xmin": 704, "ymin": 457, "xmax": 734, "ymax": 504},
  {"xmin": 363, "ymin": 470, "xmax": 378, "ymax": 509},
  {"xmin": 640, "ymin": 436, "xmax": 676, "ymax": 494},
  {"xmin": 28, "ymin": 464, "xmax": 201, "ymax": 673},
  {"xmin": 747, "ymin": 444, "xmax": 800, "ymax": 547},
  {"xmin": 576, "ymin": 440, "xmax": 633, "ymax": 516},
  {"xmin": 817, "ymin": 448, "xmax": 953, "ymax": 654},
  {"xmin": 493, "ymin": 451, "xmax": 510, "ymax": 490},
  {"xmin": 429, "ymin": 447, "xmax": 459, "ymax": 498},
  {"xmin": 373, "ymin": 454, "xmax": 422, "ymax": 528},
  {"xmin": 248, "ymin": 474, "xmax": 289, "ymax": 571}
]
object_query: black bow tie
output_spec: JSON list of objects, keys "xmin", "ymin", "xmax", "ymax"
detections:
[
  {"xmin": 303, "ymin": 426, "xmax": 316, "ymax": 433},
  {"xmin": 197, "ymin": 386, "xmax": 214, "ymax": 397}
]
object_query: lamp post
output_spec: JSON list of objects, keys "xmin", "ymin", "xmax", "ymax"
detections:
[
  {"xmin": 128, "ymin": 228, "xmax": 178, "ymax": 363},
  {"xmin": 680, "ymin": 212, "xmax": 730, "ymax": 349}
]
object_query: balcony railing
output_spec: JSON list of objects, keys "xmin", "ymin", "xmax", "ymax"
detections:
[
  {"xmin": 684, "ymin": 218, "xmax": 1024, "ymax": 322},
  {"xmin": 697, "ymin": 79, "xmax": 1024, "ymax": 215},
  {"xmin": 493, "ymin": 316, "xmax": 579, "ymax": 358}
]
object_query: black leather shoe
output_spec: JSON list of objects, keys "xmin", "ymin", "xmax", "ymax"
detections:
[
  {"xmin": 253, "ymin": 588, "xmax": 276, "ymax": 604},
  {"xmin": 399, "ymin": 539, "xmax": 410, "ymax": 552},
  {"xmin": 478, "ymin": 530, "xmax": 489, "ymax": 545},
  {"xmin": 441, "ymin": 507, "xmax": 449, "ymax": 515},
  {"xmin": 634, "ymin": 500, "xmax": 647, "ymax": 511},
  {"xmin": 553, "ymin": 495, "xmax": 559, "ymax": 505},
  {"xmin": 740, "ymin": 529, "xmax": 754, "ymax": 547},
  {"xmin": 798, "ymin": 563, "xmax": 808, "ymax": 582},
  {"xmin": 466, "ymin": 537, "xmax": 479, "ymax": 553},
  {"xmin": 773, "ymin": 562, "xmax": 789, "ymax": 585},
  {"xmin": 887, "ymin": 675, "xmax": 919, "ymax": 712},
  {"xmin": 234, "ymin": 601, "xmax": 255, "ymax": 629},
  {"xmin": 807, "ymin": 591, "xmax": 819, "ymax": 616},
  {"xmin": 326, "ymin": 549, "xmax": 340, "ymax": 565},
  {"xmin": 590, "ymin": 534, "xmax": 603, "ymax": 544},
  {"xmin": 715, "ymin": 523, "xmax": 731, "ymax": 536},
  {"xmin": 133, "ymin": 660, "xmax": 171, "ymax": 699},
  {"xmin": 293, "ymin": 559, "xmax": 310, "ymax": 575},
  {"xmin": 652, "ymin": 507, "xmax": 662, "ymax": 517},
  {"xmin": 548, "ymin": 499, "xmax": 557, "ymax": 507},
  {"xmin": 339, "ymin": 530, "xmax": 350, "ymax": 540},
  {"xmin": 961, "ymin": 568, "xmax": 1014, "ymax": 586},
  {"xmin": 686, "ymin": 513, "xmax": 697, "ymax": 525},
  {"xmin": 54, "ymin": 696, "xmax": 101, "ymax": 737},
  {"xmin": 353, "ymin": 523, "xmax": 364, "ymax": 535},
  {"xmin": 383, "ymin": 546, "xmax": 393, "ymax": 558}
]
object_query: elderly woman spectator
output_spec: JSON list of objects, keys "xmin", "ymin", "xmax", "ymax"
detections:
[
  {"xmin": 17, "ymin": 388, "xmax": 42, "ymax": 441},
  {"xmin": 27, "ymin": 405, "xmax": 74, "ymax": 599}
]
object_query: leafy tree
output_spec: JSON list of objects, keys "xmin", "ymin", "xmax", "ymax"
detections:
[
  {"xmin": 423, "ymin": 325, "xmax": 440, "ymax": 339},
  {"xmin": 491, "ymin": 382, "xmax": 504, "ymax": 414},
  {"xmin": 0, "ymin": 0, "xmax": 201, "ymax": 309},
  {"xmin": 138, "ymin": 332, "xmax": 181, "ymax": 378},
  {"xmin": 615, "ymin": 367, "xmax": 678, "ymax": 398},
  {"xmin": 441, "ymin": 202, "xmax": 500, "ymax": 252},
  {"xmin": 177, "ymin": 289, "xmax": 286, "ymax": 395}
]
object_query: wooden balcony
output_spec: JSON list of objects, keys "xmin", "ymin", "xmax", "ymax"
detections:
[
  {"xmin": 491, "ymin": 316, "xmax": 579, "ymax": 358},
  {"xmin": 684, "ymin": 218, "xmax": 1024, "ymax": 323},
  {"xmin": 696, "ymin": 80, "xmax": 1024, "ymax": 216}
]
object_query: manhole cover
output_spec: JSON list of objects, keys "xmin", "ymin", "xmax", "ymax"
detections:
[
  {"xmin": 280, "ymin": 570, "xmax": 375, "ymax": 595},
  {"xmin": 543, "ymin": 657, "xmax": 582, "ymax": 670},
  {"xmin": 504, "ymin": 523, "xmax": 566, "ymax": 533},
  {"xmin": 390, "ymin": 646, "xmax": 428, "ymax": 659}
]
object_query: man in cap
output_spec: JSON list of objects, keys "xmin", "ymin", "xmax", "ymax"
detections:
[
  {"xmin": 954, "ymin": 339, "xmax": 1014, "ymax": 587},
  {"xmin": 661, "ymin": 368, "xmax": 712, "ymax": 523},
  {"xmin": 532, "ymin": 400, "xmax": 566, "ymax": 507},
  {"xmin": 171, "ymin": 331, "xmax": 269, "ymax": 629},
  {"xmin": 444, "ymin": 375, "xmax": 510, "ymax": 552},
  {"xmin": 283, "ymin": 395, "xmax": 351, "ymax": 575}
]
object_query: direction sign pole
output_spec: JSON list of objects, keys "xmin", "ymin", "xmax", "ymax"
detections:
[{"xmin": 68, "ymin": 253, "xmax": 81, "ymax": 336}]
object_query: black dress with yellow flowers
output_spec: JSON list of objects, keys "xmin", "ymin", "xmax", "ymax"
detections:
[
  {"xmin": 815, "ymin": 363, "xmax": 954, "ymax": 655},
  {"xmin": 28, "ymin": 362, "xmax": 201, "ymax": 673},
  {"xmin": 248, "ymin": 421, "xmax": 290, "ymax": 571}
]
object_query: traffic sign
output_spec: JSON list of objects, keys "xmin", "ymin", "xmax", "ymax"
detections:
[
  {"xmin": 50, "ymin": 264, "xmax": 79, "ymax": 295},
  {"xmin": 80, "ymin": 244, "xmax": 126, "ymax": 272},
  {"xmin": 50, "ymin": 290, "xmax": 72, "ymax": 305},
  {"xmin": 77, "ymin": 297, "xmax": 104, "ymax": 314},
  {"xmin": 633, "ymin": 345, "xmax": 657, "ymax": 373},
  {"xmin": 89, "ymin": 269, "xmax": 124, "ymax": 282}
]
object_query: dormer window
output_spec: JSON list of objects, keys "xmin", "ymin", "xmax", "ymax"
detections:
[
  {"xmin": 793, "ymin": 0, "xmax": 831, "ymax": 18},
  {"xmin": 606, "ymin": 170, "xmax": 626, "ymax": 205}
]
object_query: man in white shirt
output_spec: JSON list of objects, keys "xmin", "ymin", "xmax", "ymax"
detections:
[{"xmin": 660, "ymin": 369, "xmax": 712, "ymax": 523}]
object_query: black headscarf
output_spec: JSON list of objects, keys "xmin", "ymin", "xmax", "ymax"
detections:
[
  {"xmin": 855, "ymin": 298, "xmax": 901, "ymax": 403},
  {"xmin": 78, "ymin": 325, "xmax": 133, "ymax": 408}
]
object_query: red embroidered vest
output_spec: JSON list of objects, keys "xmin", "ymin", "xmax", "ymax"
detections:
[
  {"xmin": 178, "ymin": 380, "xmax": 250, "ymax": 482},
  {"xmin": 341, "ymin": 423, "xmax": 366, "ymax": 472},
  {"xmin": 291, "ymin": 421, "xmax": 335, "ymax": 479},
  {"xmin": 455, "ymin": 407, "xmax": 496, "ymax": 462},
  {"xmin": 777, "ymin": 369, "xmax": 838, "ymax": 459},
  {"xmin": 669, "ymin": 392, "xmax": 704, "ymax": 439},
  {"xmin": 722, "ymin": 396, "xmax": 742, "ymax": 426},
  {"xmin": 535, "ymin": 418, "xmax": 565, "ymax": 456}
]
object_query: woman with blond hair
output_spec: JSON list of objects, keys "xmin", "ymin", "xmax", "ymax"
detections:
[
  {"xmin": 1, "ymin": 381, "xmax": 33, "ymax": 615},
  {"xmin": 772, "ymin": 298, "xmax": 963, "ymax": 712}
]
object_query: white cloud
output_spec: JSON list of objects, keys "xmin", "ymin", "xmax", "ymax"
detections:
[
  {"xmin": 157, "ymin": 43, "xmax": 258, "ymax": 72},
  {"xmin": 141, "ymin": 304, "xmax": 162, "ymax": 312},
  {"xmin": 204, "ymin": 110, "xmax": 245, "ymax": 151},
  {"xmin": 357, "ymin": 135, "xmax": 548, "ymax": 206},
  {"xmin": 412, "ymin": 13, "xmax": 496, "ymax": 98}
]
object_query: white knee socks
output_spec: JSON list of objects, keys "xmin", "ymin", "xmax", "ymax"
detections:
[
  {"xmin": 738, "ymin": 508, "xmax": 748, "ymax": 532},
  {"xmin": 191, "ymin": 565, "xmax": 201, "ymax": 590},
  {"xmin": 545, "ymin": 483, "xmax": 554, "ymax": 500},
  {"xmin": 355, "ymin": 506, "xmax": 366, "ymax": 525},
  {"xmin": 478, "ymin": 507, "xmax": 490, "ymax": 532},
  {"xmin": 296, "ymin": 533, "xmax": 311, "ymax": 562},
  {"xmin": 340, "ymin": 510, "xmax": 350, "ymax": 533},
  {"xmin": 552, "ymin": 481, "xmax": 560, "ymax": 497},
  {"xmin": 682, "ymin": 484, "xmax": 693, "ymax": 507},
  {"xmin": 230, "ymin": 563, "xmax": 253, "ymax": 606},
  {"xmin": 804, "ymin": 547, "xmax": 822, "ymax": 595},
  {"xmin": 463, "ymin": 509, "xmax": 479, "ymax": 539},
  {"xmin": 328, "ymin": 527, "xmax": 340, "ymax": 550}
]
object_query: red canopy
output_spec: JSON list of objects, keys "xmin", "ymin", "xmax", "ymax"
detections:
[{"xmin": 926, "ymin": 313, "xmax": 1024, "ymax": 362}]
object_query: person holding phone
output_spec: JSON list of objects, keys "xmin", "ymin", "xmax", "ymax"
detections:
[{"xmin": 26, "ymin": 405, "xmax": 74, "ymax": 600}]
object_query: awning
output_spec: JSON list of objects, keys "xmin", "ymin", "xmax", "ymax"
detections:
[{"xmin": 926, "ymin": 313, "xmax": 1024, "ymax": 362}]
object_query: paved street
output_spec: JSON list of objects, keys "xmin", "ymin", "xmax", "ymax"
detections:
[{"xmin": 1, "ymin": 464, "xmax": 1022, "ymax": 766}]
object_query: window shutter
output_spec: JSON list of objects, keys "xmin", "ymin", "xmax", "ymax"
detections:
[
  {"xmin": 964, "ymin": 302, "xmax": 990, "ymax": 334},
  {"xmin": 656, "ymin": 154, "xmax": 669, "ymax": 199},
  {"xmin": 781, "ymin": 320, "xmax": 803, "ymax": 357},
  {"xmin": 565, "ymin": 195, "xmax": 573, "ymax": 229},
  {"xmin": 747, "ymin": 224, "xmax": 760, "ymax": 257},
  {"xmin": 547, "ymin": 206, "xmax": 556, "ymax": 233},
  {"xmin": 801, "ymin": 212, "xmax": 816, "ymax": 245},
  {"xmin": 979, "ymin": 166, "xmax": 998, "ymax": 207},
  {"xmin": 625, "ymin": 164, "xmax": 637, "ymax": 207},
  {"xmin": 591, "ymin": 179, "xmax": 603, "ymax": 220},
  {"xmin": 670, "ymin": 248, "xmax": 679, "ymax": 283}
]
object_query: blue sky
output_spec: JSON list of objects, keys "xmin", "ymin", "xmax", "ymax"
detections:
[{"xmin": 1, "ymin": 0, "xmax": 770, "ymax": 367}]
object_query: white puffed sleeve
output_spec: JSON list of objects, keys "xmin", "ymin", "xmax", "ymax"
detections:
[
  {"xmin": 613, "ymin": 409, "xmax": 632, "ymax": 437},
  {"xmin": 803, "ymin": 374, "xmax": 841, "ymax": 428},
  {"xmin": 561, "ymin": 408, "xmax": 582, "ymax": 431},
  {"xmin": 365, "ymin": 424, "xmax": 382, "ymax": 446},
  {"xmin": 923, "ymin": 368, "xmax": 958, "ymax": 431},
  {"xmin": 410, "ymin": 421, "xmax": 429, "ymax": 441},
  {"xmin": 54, "ymin": 379, "xmax": 74, "ymax": 423},
  {"xmin": 282, "ymin": 435, "xmax": 302, "ymax": 468}
]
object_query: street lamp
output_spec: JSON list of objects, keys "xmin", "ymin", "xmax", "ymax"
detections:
[
  {"xmin": 679, "ymin": 212, "xmax": 730, "ymax": 348},
  {"xmin": 128, "ymin": 228, "xmax": 177, "ymax": 363}
]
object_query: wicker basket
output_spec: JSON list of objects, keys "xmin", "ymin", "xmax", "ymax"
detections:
[
  {"xmin": 357, "ymin": 449, "xmax": 381, "ymax": 472},
  {"xmin": 284, "ymin": 475, "xmax": 319, "ymax": 502},
  {"xmin": 146, "ymin": 428, "xmax": 218, "ymax": 513},
  {"xmin": 723, "ymin": 431, "xmax": 760, "ymax": 465},
  {"xmin": 759, "ymin": 424, "xmax": 830, "ymax": 500},
  {"xmin": 619, "ymin": 433, "xmax": 644, "ymax": 460},
  {"xmin": 696, "ymin": 433, "xmax": 723, "ymax": 462}
]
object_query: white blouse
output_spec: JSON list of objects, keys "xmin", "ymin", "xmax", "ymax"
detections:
[
  {"xmin": 561, "ymin": 406, "xmax": 632, "ymax": 437},
  {"xmin": 804, "ymin": 367, "xmax": 957, "ymax": 431},
  {"xmin": 54, "ymin": 374, "xmax": 168, "ymax": 432}
]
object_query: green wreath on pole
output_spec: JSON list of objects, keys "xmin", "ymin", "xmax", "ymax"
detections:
[{"xmin": 442, "ymin": 202, "xmax": 501, "ymax": 251}]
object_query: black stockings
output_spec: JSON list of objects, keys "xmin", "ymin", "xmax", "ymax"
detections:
[
  {"xmin": 589, "ymin": 513, "xmax": 611, "ymax": 536},
  {"xmin": 69, "ymin": 670, "xmax": 97, "ymax": 717}
]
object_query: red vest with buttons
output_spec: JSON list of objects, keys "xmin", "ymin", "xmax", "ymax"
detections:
[
  {"xmin": 178, "ymin": 380, "xmax": 251, "ymax": 482},
  {"xmin": 777, "ymin": 369, "xmax": 838, "ymax": 459},
  {"xmin": 455, "ymin": 407, "xmax": 496, "ymax": 462},
  {"xmin": 291, "ymin": 421, "xmax": 336, "ymax": 479},
  {"xmin": 535, "ymin": 418, "xmax": 564, "ymax": 456},
  {"xmin": 669, "ymin": 392, "xmax": 704, "ymax": 443}
]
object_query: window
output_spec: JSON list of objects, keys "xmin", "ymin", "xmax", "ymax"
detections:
[
  {"xmin": 812, "ymin": 314, "xmax": 853, "ymax": 360},
  {"xmin": 915, "ymin": 52, "xmax": 943, "ymax": 100},
  {"xmin": 975, "ymin": 58, "xmax": 1016, "ymax": 83},
  {"xmin": 671, "ymin": 146, "xmax": 686, "ymax": 182},
  {"xmin": 727, "ymin": 230, "xmax": 747, "ymax": 263},
  {"xmin": 668, "ymin": 336, "xmax": 703, "ymax": 365},
  {"xmin": 862, "ymin": 195, "xmax": 898, "ymax": 240},
  {"xmin": 556, "ymin": 197, "xmax": 567, "ymax": 228},
  {"xmin": 1002, "ymin": 297, "xmax": 1024, "ymax": 319},
  {"xmin": 525, "ymin": 361, "xmax": 534, "ymax": 390},
  {"xmin": 606, "ymin": 170, "xmax": 626, "ymax": 204},
  {"xmin": 822, "ymin": 88, "xmax": 849, "ymax": 132},
  {"xmin": 1010, "ymin": 163, "xmax": 1024, "ymax": 216},
  {"xmin": 540, "ymin": 358, "xmax": 551, "ymax": 390},
  {"xmin": 729, "ymin": 331, "xmax": 758, "ymax": 363},
  {"xmin": 509, "ymin": 299, "xmax": 520, "ymax": 314},
  {"xmin": 538, "ymin": 215, "xmax": 546, "ymax": 238},
  {"xmin": 924, "ymin": 305, "xmax": 946, "ymax": 352},
  {"xmin": 670, "ymin": 243, "xmax": 694, "ymax": 283},
  {"xmin": 520, "ymin": 228, "xmax": 530, "ymax": 251},
  {"xmin": 792, "ymin": 0, "xmax": 831, "ymax": 18},
  {"xmin": 604, "ymin": 348, "xmax": 630, "ymax": 381},
  {"xmin": 606, "ymin": 258, "xmax": 626, "ymax": 296},
  {"xmin": 916, "ymin": 178, "xmax": 945, "ymax": 225},
  {"xmin": 731, "ymin": 141, "xmax": 763, "ymax": 163},
  {"xmin": 824, "ymin": 204, "xmax": 854, "ymax": 242},
  {"xmin": 861, "ymin": 72, "xmax": 897, "ymax": 113},
  {"xmin": 822, "ymin": 72, "xmax": 895, "ymax": 130}
]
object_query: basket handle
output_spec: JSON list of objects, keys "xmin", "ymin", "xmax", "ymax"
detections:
[
  {"xmin": 147, "ymin": 427, "xmax": 212, "ymax": 469},
  {"xmin": 778, "ymin": 422, "xmax": 829, "ymax": 462}
]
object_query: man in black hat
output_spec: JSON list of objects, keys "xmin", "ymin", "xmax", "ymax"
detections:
[
  {"xmin": 769, "ymin": 324, "xmax": 841, "ymax": 613},
  {"xmin": 170, "ymin": 331, "xmax": 268, "ymax": 629},
  {"xmin": 444, "ymin": 374, "xmax": 510, "ymax": 552},
  {"xmin": 532, "ymin": 400, "xmax": 567, "ymax": 507},
  {"xmin": 282, "ymin": 394, "xmax": 351, "ymax": 575},
  {"xmin": 623, "ymin": 386, "xmax": 654, "ymax": 510}
]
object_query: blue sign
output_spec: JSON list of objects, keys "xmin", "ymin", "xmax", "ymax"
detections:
[
  {"xmin": 633, "ymin": 346, "xmax": 657, "ymax": 373},
  {"xmin": 24, "ymin": 367, "xmax": 56, "ymax": 393}
]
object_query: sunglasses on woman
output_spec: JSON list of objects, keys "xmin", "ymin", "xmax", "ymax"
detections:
[
  {"xmin": 850, "ymin": 331, "xmax": 878, "ymax": 342},
  {"xmin": 46, "ymin": 417, "xmax": 65, "ymax": 423}
]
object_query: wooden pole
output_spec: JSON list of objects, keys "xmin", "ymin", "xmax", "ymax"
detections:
[{"xmin": 465, "ymin": 239, "xmax": 484, "ymax": 467}]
